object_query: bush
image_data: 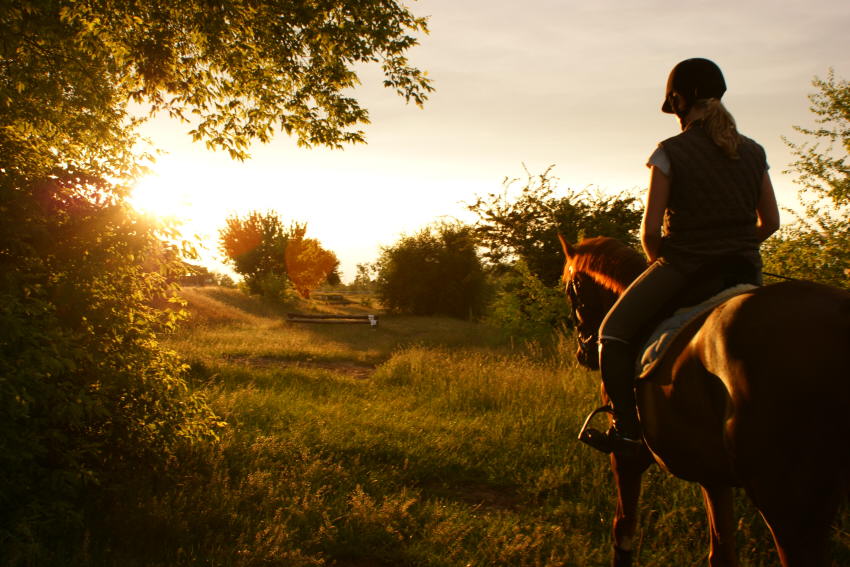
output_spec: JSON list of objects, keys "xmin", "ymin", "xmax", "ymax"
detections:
[
  {"xmin": 467, "ymin": 167, "xmax": 639, "ymax": 340},
  {"xmin": 484, "ymin": 261, "xmax": 572, "ymax": 343},
  {"xmin": 0, "ymin": 180, "xmax": 221, "ymax": 562},
  {"xmin": 376, "ymin": 223, "xmax": 487, "ymax": 319},
  {"xmin": 468, "ymin": 167, "xmax": 641, "ymax": 286}
]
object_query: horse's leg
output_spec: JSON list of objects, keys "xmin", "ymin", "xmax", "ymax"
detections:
[
  {"xmin": 730, "ymin": 412, "xmax": 843, "ymax": 566},
  {"xmin": 744, "ymin": 469, "xmax": 841, "ymax": 567},
  {"xmin": 610, "ymin": 451, "xmax": 653, "ymax": 567},
  {"xmin": 700, "ymin": 484, "xmax": 738, "ymax": 567}
]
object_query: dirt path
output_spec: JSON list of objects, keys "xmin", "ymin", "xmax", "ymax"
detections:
[{"xmin": 224, "ymin": 354, "xmax": 376, "ymax": 379}]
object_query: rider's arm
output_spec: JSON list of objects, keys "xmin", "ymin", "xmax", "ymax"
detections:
[
  {"xmin": 641, "ymin": 165, "xmax": 670, "ymax": 263},
  {"xmin": 755, "ymin": 171, "xmax": 780, "ymax": 242}
]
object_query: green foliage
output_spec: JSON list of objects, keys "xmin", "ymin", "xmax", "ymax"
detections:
[
  {"xmin": 251, "ymin": 272, "xmax": 298, "ymax": 304},
  {"xmin": 766, "ymin": 70, "xmax": 850, "ymax": 288},
  {"xmin": 484, "ymin": 261, "xmax": 572, "ymax": 343},
  {"xmin": 2, "ymin": 0, "xmax": 432, "ymax": 163},
  {"xmin": 376, "ymin": 223, "xmax": 487, "ymax": 319},
  {"xmin": 784, "ymin": 70, "xmax": 850, "ymax": 209},
  {"xmin": 762, "ymin": 217, "xmax": 850, "ymax": 289},
  {"xmin": 468, "ymin": 166, "xmax": 642, "ymax": 286},
  {"xmin": 0, "ymin": 178, "xmax": 221, "ymax": 562}
]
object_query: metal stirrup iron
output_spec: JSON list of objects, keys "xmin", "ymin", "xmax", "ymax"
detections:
[{"xmin": 577, "ymin": 405, "xmax": 615, "ymax": 453}]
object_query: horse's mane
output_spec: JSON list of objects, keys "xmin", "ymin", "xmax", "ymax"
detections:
[{"xmin": 571, "ymin": 237, "xmax": 647, "ymax": 294}]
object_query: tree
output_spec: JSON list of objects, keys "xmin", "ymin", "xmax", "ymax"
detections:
[
  {"xmin": 352, "ymin": 262, "xmax": 378, "ymax": 291},
  {"xmin": 0, "ymin": 178, "xmax": 221, "ymax": 562},
  {"xmin": 219, "ymin": 215, "xmax": 339, "ymax": 299},
  {"xmin": 784, "ymin": 70, "xmax": 850, "ymax": 209},
  {"xmin": 284, "ymin": 226, "xmax": 340, "ymax": 298},
  {"xmin": 376, "ymin": 223, "xmax": 487, "ymax": 319},
  {"xmin": 763, "ymin": 70, "xmax": 850, "ymax": 289},
  {"xmin": 219, "ymin": 211, "xmax": 289, "ymax": 294},
  {"xmin": 1, "ymin": 0, "xmax": 431, "ymax": 556},
  {"xmin": 468, "ymin": 167, "xmax": 642, "ymax": 286},
  {"xmin": 2, "ymin": 1, "xmax": 433, "ymax": 168},
  {"xmin": 467, "ymin": 167, "xmax": 641, "ymax": 339}
]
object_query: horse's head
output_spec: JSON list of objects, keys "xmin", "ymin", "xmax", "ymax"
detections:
[{"xmin": 559, "ymin": 234, "xmax": 623, "ymax": 370}]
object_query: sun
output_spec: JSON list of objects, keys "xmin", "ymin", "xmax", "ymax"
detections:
[
  {"xmin": 129, "ymin": 170, "xmax": 197, "ymax": 220},
  {"xmin": 128, "ymin": 163, "xmax": 241, "ymax": 274}
]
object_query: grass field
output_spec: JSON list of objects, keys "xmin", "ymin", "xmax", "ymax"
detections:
[{"xmin": 91, "ymin": 286, "xmax": 848, "ymax": 566}]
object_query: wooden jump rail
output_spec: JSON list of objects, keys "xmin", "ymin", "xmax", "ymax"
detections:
[{"xmin": 286, "ymin": 313, "xmax": 378, "ymax": 328}]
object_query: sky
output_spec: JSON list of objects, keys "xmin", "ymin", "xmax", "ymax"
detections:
[{"xmin": 130, "ymin": 0, "xmax": 850, "ymax": 282}]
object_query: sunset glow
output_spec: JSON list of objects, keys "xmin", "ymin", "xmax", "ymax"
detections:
[{"xmin": 130, "ymin": 0, "xmax": 850, "ymax": 282}]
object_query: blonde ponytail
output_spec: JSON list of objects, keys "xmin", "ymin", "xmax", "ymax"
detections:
[{"xmin": 698, "ymin": 98, "xmax": 740, "ymax": 159}]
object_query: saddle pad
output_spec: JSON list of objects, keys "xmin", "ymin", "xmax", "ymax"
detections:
[{"xmin": 637, "ymin": 284, "xmax": 757, "ymax": 380}]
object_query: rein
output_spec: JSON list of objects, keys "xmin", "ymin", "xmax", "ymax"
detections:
[{"xmin": 762, "ymin": 271, "xmax": 801, "ymax": 282}]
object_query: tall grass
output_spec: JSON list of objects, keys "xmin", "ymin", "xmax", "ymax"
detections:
[{"xmin": 76, "ymin": 287, "xmax": 846, "ymax": 566}]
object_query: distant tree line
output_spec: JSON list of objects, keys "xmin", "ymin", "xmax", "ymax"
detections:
[
  {"xmin": 370, "ymin": 169, "xmax": 641, "ymax": 338},
  {"xmin": 174, "ymin": 263, "xmax": 236, "ymax": 287},
  {"xmin": 372, "ymin": 73, "xmax": 850, "ymax": 334}
]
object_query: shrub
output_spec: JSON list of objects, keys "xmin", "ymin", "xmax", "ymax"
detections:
[
  {"xmin": 765, "ymin": 70, "xmax": 850, "ymax": 289},
  {"xmin": 0, "ymin": 181, "xmax": 221, "ymax": 561},
  {"xmin": 376, "ymin": 223, "xmax": 487, "ymax": 319},
  {"xmin": 484, "ymin": 261, "xmax": 572, "ymax": 343},
  {"xmin": 468, "ymin": 167, "xmax": 641, "ymax": 286}
]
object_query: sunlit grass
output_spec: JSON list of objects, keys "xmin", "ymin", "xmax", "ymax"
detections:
[{"xmin": 86, "ymin": 287, "xmax": 847, "ymax": 567}]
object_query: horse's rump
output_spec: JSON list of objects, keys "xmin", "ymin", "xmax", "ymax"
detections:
[
  {"xmin": 645, "ymin": 280, "xmax": 850, "ymax": 483},
  {"xmin": 704, "ymin": 281, "xmax": 850, "ymax": 450}
]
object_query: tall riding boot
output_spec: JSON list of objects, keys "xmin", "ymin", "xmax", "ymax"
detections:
[{"xmin": 599, "ymin": 338, "xmax": 642, "ymax": 451}]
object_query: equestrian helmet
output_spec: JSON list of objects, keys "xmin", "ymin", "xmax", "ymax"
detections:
[{"xmin": 661, "ymin": 58, "xmax": 726, "ymax": 113}]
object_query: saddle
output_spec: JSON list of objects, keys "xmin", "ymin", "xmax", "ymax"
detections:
[
  {"xmin": 578, "ymin": 256, "xmax": 761, "ymax": 450},
  {"xmin": 636, "ymin": 283, "xmax": 756, "ymax": 379}
]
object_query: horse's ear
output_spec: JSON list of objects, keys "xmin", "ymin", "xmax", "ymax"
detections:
[{"xmin": 558, "ymin": 233, "xmax": 574, "ymax": 258}]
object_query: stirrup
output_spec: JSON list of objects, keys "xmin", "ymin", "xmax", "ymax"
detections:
[
  {"xmin": 578, "ymin": 405, "xmax": 614, "ymax": 451},
  {"xmin": 578, "ymin": 405, "xmax": 643, "ymax": 456}
]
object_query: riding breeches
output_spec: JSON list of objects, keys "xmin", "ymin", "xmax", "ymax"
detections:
[{"xmin": 598, "ymin": 259, "xmax": 690, "ymax": 346}]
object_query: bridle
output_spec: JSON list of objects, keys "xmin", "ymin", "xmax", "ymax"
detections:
[{"xmin": 565, "ymin": 272, "xmax": 600, "ymax": 366}]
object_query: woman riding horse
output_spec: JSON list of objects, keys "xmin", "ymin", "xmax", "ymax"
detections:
[{"xmin": 593, "ymin": 58, "xmax": 781, "ymax": 455}]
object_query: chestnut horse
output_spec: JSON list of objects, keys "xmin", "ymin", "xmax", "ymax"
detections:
[{"xmin": 560, "ymin": 235, "xmax": 850, "ymax": 567}]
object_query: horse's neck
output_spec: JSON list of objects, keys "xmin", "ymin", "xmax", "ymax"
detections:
[{"xmin": 584, "ymin": 263, "xmax": 642, "ymax": 296}]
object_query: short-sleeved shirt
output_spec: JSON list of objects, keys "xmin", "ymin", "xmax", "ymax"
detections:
[{"xmin": 647, "ymin": 145, "xmax": 672, "ymax": 177}]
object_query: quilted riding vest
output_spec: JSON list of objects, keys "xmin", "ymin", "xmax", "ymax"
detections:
[{"xmin": 659, "ymin": 121, "xmax": 767, "ymax": 270}]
